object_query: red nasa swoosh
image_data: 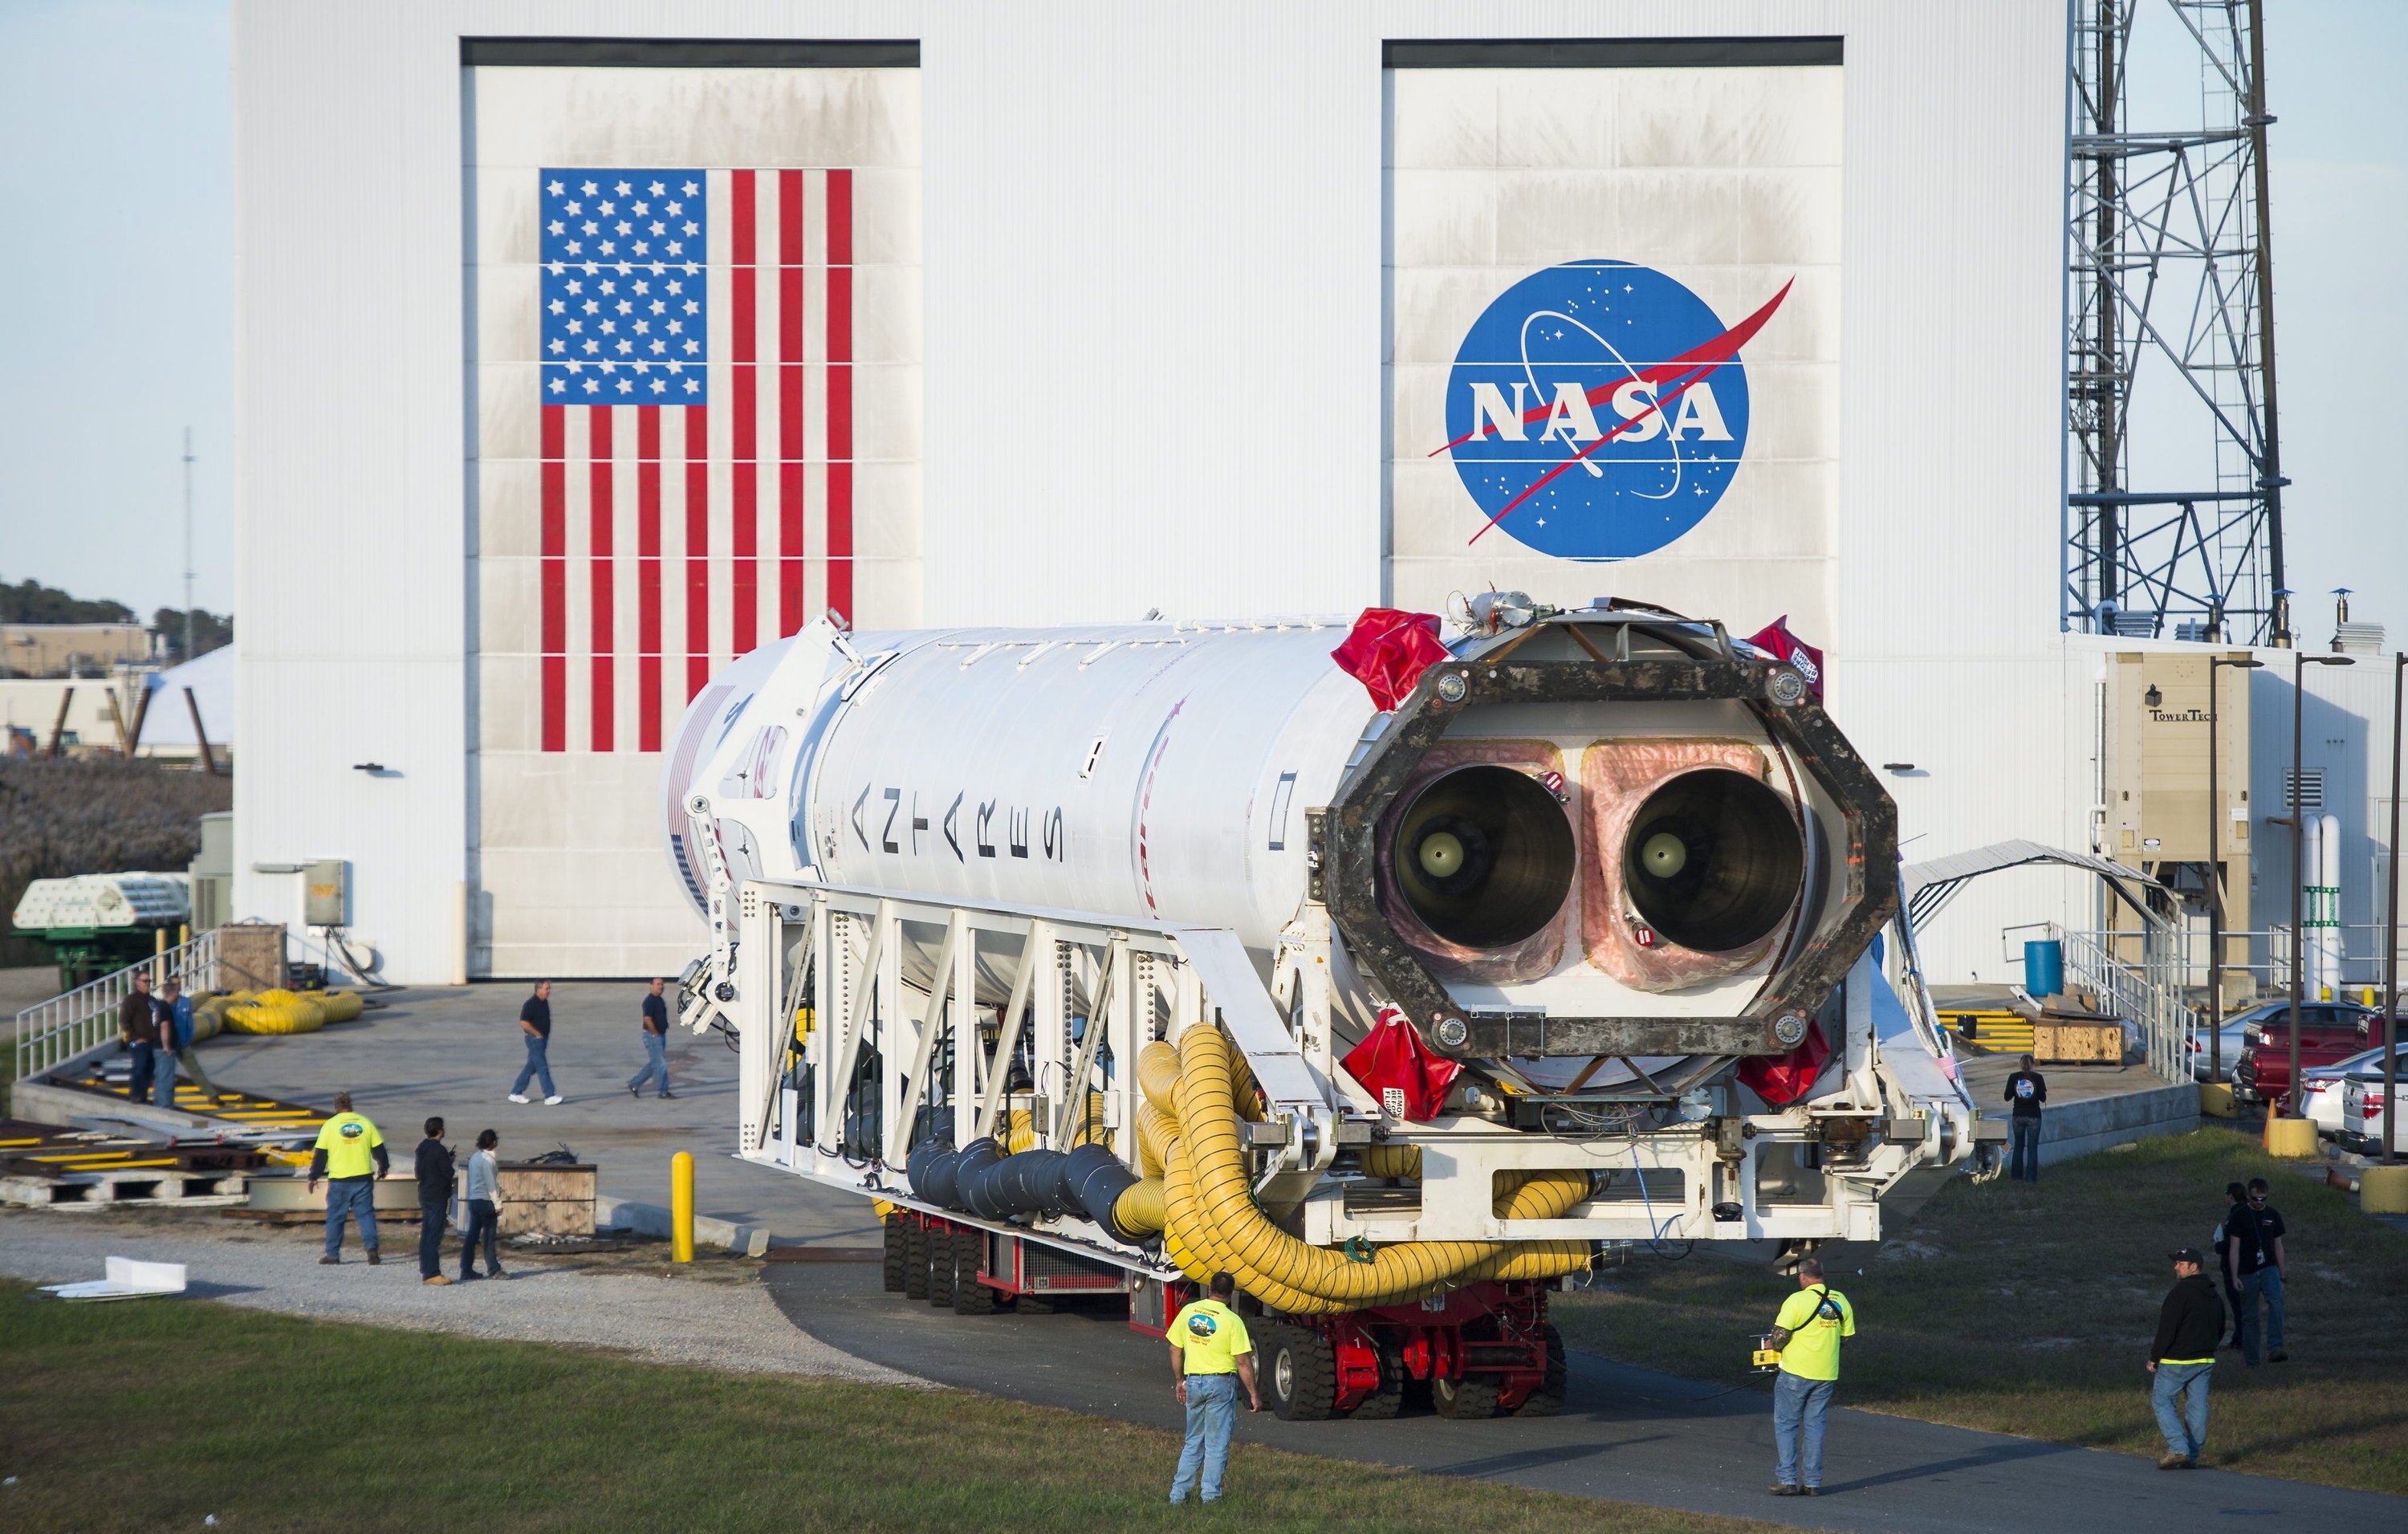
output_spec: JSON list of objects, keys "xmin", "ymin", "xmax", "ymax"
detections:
[{"xmin": 1432, "ymin": 279, "xmax": 1793, "ymax": 545}]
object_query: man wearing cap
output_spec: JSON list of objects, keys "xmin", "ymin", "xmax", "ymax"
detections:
[
  {"xmin": 308, "ymin": 1092, "xmax": 391, "ymax": 1265},
  {"xmin": 1767, "ymin": 1255, "xmax": 1854, "ymax": 1497},
  {"xmin": 2148, "ymin": 1247, "xmax": 2224, "ymax": 1469}
]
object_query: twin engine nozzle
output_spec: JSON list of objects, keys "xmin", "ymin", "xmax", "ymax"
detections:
[{"xmin": 1387, "ymin": 763, "xmax": 1806, "ymax": 959}]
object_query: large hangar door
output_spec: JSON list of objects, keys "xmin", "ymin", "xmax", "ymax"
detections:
[
  {"xmin": 465, "ymin": 43, "xmax": 922, "ymax": 978},
  {"xmin": 1385, "ymin": 40, "xmax": 1841, "ymax": 635}
]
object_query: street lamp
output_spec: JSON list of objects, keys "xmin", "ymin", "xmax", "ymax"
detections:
[
  {"xmin": 2207, "ymin": 655, "xmax": 2263, "ymax": 1085},
  {"xmin": 2287, "ymin": 650, "xmax": 2355, "ymax": 1115},
  {"xmin": 2385, "ymin": 650, "xmax": 2405, "ymax": 1162}
]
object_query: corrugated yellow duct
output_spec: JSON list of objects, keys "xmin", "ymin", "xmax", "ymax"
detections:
[
  {"xmin": 1361, "ymin": 1142, "xmax": 1423, "ymax": 1180},
  {"xmin": 1111, "ymin": 1176, "xmax": 1165, "ymax": 1237},
  {"xmin": 1134, "ymin": 1101, "xmax": 1173, "ymax": 1178},
  {"xmin": 1155, "ymin": 1025, "xmax": 1590, "ymax": 1313}
]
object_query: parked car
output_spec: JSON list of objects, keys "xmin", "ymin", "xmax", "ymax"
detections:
[
  {"xmin": 2190, "ymin": 1010, "xmax": 2266, "ymax": 1082},
  {"xmin": 2299, "ymin": 1044, "xmax": 2408, "ymax": 1137},
  {"xmin": 2231, "ymin": 1002, "xmax": 2378, "ymax": 1106},
  {"xmin": 2342, "ymin": 1068, "xmax": 2408, "ymax": 1154}
]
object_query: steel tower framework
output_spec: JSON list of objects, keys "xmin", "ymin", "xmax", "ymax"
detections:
[{"xmin": 2065, "ymin": 0, "xmax": 2288, "ymax": 645}]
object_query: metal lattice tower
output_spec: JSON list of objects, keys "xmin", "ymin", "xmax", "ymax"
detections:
[{"xmin": 2065, "ymin": 0, "xmax": 2288, "ymax": 645}]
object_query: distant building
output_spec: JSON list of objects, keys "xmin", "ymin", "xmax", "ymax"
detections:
[{"xmin": 0, "ymin": 623, "xmax": 157, "ymax": 678}]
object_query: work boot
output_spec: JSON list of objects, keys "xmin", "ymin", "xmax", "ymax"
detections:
[
  {"xmin": 367, "ymin": 1248, "xmax": 381, "ymax": 1266},
  {"xmin": 1800, "ymin": 1487, "xmax": 1820, "ymax": 1496},
  {"xmin": 1769, "ymin": 1483, "xmax": 1801, "ymax": 1496},
  {"xmin": 319, "ymin": 1255, "xmax": 340, "ymax": 1265},
  {"xmin": 423, "ymin": 1274, "xmax": 452, "ymax": 1286},
  {"xmin": 2158, "ymin": 1454, "xmax": 2187, "ymax": 1470}
]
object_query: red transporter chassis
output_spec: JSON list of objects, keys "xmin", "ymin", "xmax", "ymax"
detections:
[{"xmin": 887, "ymin": 1208, "xmax": 1565, "ymax": 1421}]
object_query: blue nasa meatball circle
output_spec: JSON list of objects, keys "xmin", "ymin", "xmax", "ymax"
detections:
[{"xmin": 1445, "ymin": 261, "xmax": 1755, "ymax": 562}]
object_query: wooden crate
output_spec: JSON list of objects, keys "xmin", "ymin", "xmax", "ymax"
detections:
[
  {"xmin": 214, "ymin": 922, "xmax": 287, "ymax": 993},
  {"xmin": 2034, "ymin": 1020, "xmax": 2122, "ymax": 1064},
  {"xmin": 495, "ymin": 1161, "xmax": 594, "ymax": 1237}
]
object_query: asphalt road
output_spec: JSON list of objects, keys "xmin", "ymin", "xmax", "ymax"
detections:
[{"xmin": 764, "ymin": 1261, "xmax": 2407, "ymax": 1533}]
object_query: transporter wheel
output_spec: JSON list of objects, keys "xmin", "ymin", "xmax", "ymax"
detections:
[
  {"xmin": 926, "ymin": 1223, "xmax": 957, "ymax": 1308},
  {"xmin": 1264, "ymin": 1324, "xmax": 1338, "ymax": 1422},
  {"xmin": 1508, "ymin": 1324, "xmax": 1568, "ymax": 1418},
  {"xmin": 881, "ymin": 1217, "xmax": 907, "ymax": 1293},
  {"xmin": 1432, "ymin": 1373, "xmax": 1502, "ymax": 1420},
  {"xmin": 951, "ymin": 1233, "xmax": 1002, "ymax": 1315},
  {"xmin": 1348, "ymin": 1338, "xmax": 1405, "ymax": 1420},
  {"xmin": 904, "ymin": 1223, "xmax": 930, "ymax": 1300}
]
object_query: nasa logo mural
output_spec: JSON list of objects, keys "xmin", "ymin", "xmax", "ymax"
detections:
[{"xmin": 1438, "ymin": 260, "xmax": 1789, "ymax": 561}]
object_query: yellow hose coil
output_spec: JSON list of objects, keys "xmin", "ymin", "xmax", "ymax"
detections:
[
  {"xmin": 1134, "ymin": 1101, "xmax": 1173, "ymax": 1178},
  {"xmin": 315, "ymin": 990, "xmax": 364, "ymax": 1023},
  {"xmin": 226, "ymin": 991, "xmax": 326, "ymax": 1036},
  {"xmin": 1137, "ymin": 1040, "xmax": 1182, "ymax": 1115},
  {"xmin": 1168, "ymin": 1024, "xmax": 1590, "ymax": 1312},
  {"xmin": 1112, "ymin": 1176, "xmax": 1166, "ymax": 1236},
  {"xmin": 1361, "ymin": 1142, "xmax": 1423, "ymax": 1181},
  {"xmin": 189, "ymin": 995, "xmax": 228, "ymax": 1043}
]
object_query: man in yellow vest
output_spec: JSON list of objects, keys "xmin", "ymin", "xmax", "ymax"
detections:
[
  {"xmin": 1165, "ymin": 1272, "xmax": 1260, "ymax": 1503},
  {"xmin": 1767, "ymin": 1255, "xmax": 1854, "ymax": 1496},
  {"xmin": 308, "ymin": 1092, "xmax": 391, "ymax": 1265}
]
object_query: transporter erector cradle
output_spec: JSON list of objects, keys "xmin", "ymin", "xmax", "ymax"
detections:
[{"xmin": 665, "ymin": 602, "xmax": 1980, "ymax": 1418}]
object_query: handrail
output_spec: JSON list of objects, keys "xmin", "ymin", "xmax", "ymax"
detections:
[{"xmin": 12, "ymin": 930, "xmax": 222, "ymax": 1083}]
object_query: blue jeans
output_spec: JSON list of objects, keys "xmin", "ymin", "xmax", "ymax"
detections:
[
  {"xmin": 1773, "ymin": 1369, "xmax": 1836, "ymax": 1489},
  {"xmin": 629, "ymin": 1031, "xmax": 670, "ymax": 1095},
  {"xmin": 512, "ymin": 1035, "xmax": 557, "ymax": 1097},
  {"xmin": 419, "ymin": 1197, "xmax": 450, "ymax": 1278},
  {"xmin": 125, "ymin": 1041, "xmax": 156, "ymax": 1103},
  {"xmin": 1170, "ymin": 1373, "xmax": 1238, "ymax": 1502},
  {"xmin": 461, "ymin": 1198, "xmax": 502, "ymax": 1278},
  {"xmin": 2009, "ymin": 1117, "xmax": 2041, "ymax": 1182},
  {"xmin": 324, "ymin": 1176, "xmax": 379, "ymax": 1258},
  {"xmin": 2238, "ymin": 1266, "xmax": 2286, "ymax": 1363},
  {"xmin": 153, "ymin": 1050, "xmax": 179, "ymax": 1107},
  {"xmin": 2151, "ymin": 1361, "xmax": 2212, "ymax": 1459}
]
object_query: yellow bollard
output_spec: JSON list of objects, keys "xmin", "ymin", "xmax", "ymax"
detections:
[
  {"xmin": 671, "ymin": 1151, "xmax": 695, "ymax": 1263},
  {"xmin": 2361, "ymin": 1165, "xmax": 2408, "ymax": 1215},
  {"xmin": 2264, "ymin": 1117, "xmax": 2320, "ymax": 1160}
]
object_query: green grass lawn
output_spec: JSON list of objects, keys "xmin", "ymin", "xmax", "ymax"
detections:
[
  {"xmin": 0, "ymin": 1281, "xmax": 1776, "ymax": 1534},
  {"xmin": 1555, "ymin": 1129, "xmax": 2408, "ymax": 1495}
]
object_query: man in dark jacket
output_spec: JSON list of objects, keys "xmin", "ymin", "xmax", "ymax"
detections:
[
  {"xmin": 118, "ymin": 971, "xmax": 161, "ymax": 1103},
  {"xmin": 415, "ymin": 1117, "xmax": 457, "ymax": 1286},
  {"xmin": 2149, "ymin": 1247, "xmax": 2224, "ymax": 1468},
  {"xmin": 2004, "ymin": 1054, "xmax": 2047, "ymax": 1182}
]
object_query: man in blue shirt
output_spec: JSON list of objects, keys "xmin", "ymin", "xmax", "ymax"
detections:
[
  {"xmin": 158, "ymin": 978, "xmax": 219, "ymax": 1104},
  {"xmin": 627, "ymin": 979, "xmax": 675, "ymax": 1099}
]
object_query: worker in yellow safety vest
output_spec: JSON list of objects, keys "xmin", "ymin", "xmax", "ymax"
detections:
[
  {"xmin": 1767, "ymin": 1255, "xmax": 1855, "ymax": 1497},
  {"xmin": 1165, "ymin": 1272, "xmax": 1260, "ymax": 1503},
  {"xmin": 308, "ymin": 1092, "xmax": 391, "ymax": 1265}
]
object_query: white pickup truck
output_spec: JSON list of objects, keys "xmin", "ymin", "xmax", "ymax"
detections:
[{"xmin": 2341, "ymin": 1056, "xmax": 2408, "ymax": 1154}]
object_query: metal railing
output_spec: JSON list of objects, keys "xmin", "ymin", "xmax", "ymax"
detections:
[
  {"xmin": 2003, "ymin": 921, "xmax": 2194, "ymax": 1084},
  {"xmin": 11, "ymin": 929, "xmax": 222, "ymax": 1083}
]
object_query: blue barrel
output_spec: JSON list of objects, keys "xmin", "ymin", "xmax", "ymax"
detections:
[{"xmin": 2024, "ymin": 939, "xmax": 2064, "ymax": 1000}]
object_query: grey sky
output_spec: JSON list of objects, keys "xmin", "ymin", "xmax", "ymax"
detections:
[{"xmin": 0, "ymin": 2, "xmax": 2399, "ymax": 637}]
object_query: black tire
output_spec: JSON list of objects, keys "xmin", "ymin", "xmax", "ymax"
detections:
[
  {"xmin": 1508, "ymin": 1323, "xmax": 1568, "ymax": 1418},
  {"xmin": 903, "ymin": 1223, "xmax": 929, "ymax": 1300},
  {"xmin": 1432, "ymin": 1373, "xmax": 1502, "ymax": 1419},
  {"xmin": 1348, "ymin": 1337, "xmax": 1404, "ymax": 1420},
  {"xmin": 881, "ymin": 1216, "xmax": 907, "ymax": 1293},
  {"xmin": 926, "ymin": 1223, "xmax": 956, "ymax": 1308},
  {"xmin": 1266, "ymin": 1324, "xmax": 1339, "ymax": 1421},
  {"xmin": 952, "ymin": 1231, "xmax": 1001, "ymax": 1314}
]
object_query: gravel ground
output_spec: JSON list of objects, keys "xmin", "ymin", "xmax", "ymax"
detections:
[{"xmin": 0, "ymin": 1206, "xmax": 917, "ymax": 1387}]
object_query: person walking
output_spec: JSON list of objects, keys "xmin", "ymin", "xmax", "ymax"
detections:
[
  {"xmin": 2214, "ymin": 1182, "xmax": 2247, "ymax": 1349},
  {"xmin": 150, "ymin": 977, "xmax": 184, "ymax": 1109},
  {"xmin": 628, "ymin": 978, "xmax": 675, "ymax": 1099},
  {"xmin": 458, "ymin": 1129, "xmax": 506, "ymax": 1281},
  {"xmin": 2229, "ymin": 1176, "xmax": 2288, "ymax": 1365},
  {"xmin": 308, "ymin": 1092, "xmax": 389, "ymax": 1265},
  {"xmin": 1767, "ymin": 1255, "xmax": 1855, "ymax": 1497},
  {"xmin": 118, "ymin": 971, "xmax": 161, "ymax": 1104},
  {"xmin": 1165, "ymin": 1272, "xmax": 1260, "ymax": 1505},
  {"xmin": 160, "ymin": 976, "xmax": 219, "ymax": 1101},
  {"xmin": 2149, "ymin": 1247, "xmax": 2224, "ymax": 1468},
  {"xmin": 509, "ymin": 980, "xmax": 563, "ymax": 1105},
  {"xmin": 2004, "ymin": 1053, "xmax": 2048, "ymax": 1182},
  {"xmin": 414, "ymin": 1117, "xmax": 456, "ymax": 1286}
]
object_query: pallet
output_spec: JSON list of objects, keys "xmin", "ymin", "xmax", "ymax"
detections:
[{"xmin": 2, "ymin": 1166, "xmax": 252, "ymax": 1210}]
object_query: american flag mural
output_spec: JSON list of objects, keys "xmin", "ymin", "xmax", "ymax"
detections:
[{"xmin": 533, "ymin": 165, "xmax": 861, "ymax": 755}]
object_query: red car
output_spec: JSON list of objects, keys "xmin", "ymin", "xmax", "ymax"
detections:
[{"xmin": 2232, "ymin": 1003, "xmax": 2379, "ymax": 1106}]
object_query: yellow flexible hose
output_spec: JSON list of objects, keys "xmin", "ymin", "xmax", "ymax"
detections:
[
  {"xmin": 1134, "ymin": 1101, "xmax": 1173, "ymax": 1178},
  {"xmin": 1112, "ymin": 1176, "xmax": 1166, "ymax": 1237},
  {"xmin": 1361, "ymin": 1142, "xmax": 1423, "ymax": 1180},
  {"xmin": 1157, "ymin": 1025, "xmax": 1590, "ymax": 1312}
]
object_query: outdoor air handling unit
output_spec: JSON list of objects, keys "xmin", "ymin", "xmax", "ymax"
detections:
[{"xmin": 664, "ymin": 599, "xmax": 1979, "ymax": 1419}]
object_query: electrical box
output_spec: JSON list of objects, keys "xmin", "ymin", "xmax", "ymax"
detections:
[{"xmin": 304, "ymin": 859, "xmax": 348, "ymax": 927}]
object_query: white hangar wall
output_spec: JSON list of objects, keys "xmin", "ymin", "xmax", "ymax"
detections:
[{"xmin": 233, "ymin": 2, "xmax": 2073, "ymax": 983}]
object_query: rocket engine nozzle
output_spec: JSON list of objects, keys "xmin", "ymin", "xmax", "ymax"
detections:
[
  {"xmin": 1388, "ymin": 764, "xmax": 1577, "ymax": 949},
  {"xmin": 1621, "ymin": 767, "xmax": 1804, "ymax": 954}
]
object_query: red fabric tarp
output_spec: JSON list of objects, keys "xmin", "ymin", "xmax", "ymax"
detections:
[
  {"xmin": 1331, "ymin": 608, "xmax": 1453, "ymax": 712},
  {"xmin": 1735, "ymin": 1021, "xmax": 1831, "ymax": 1107},
  {"xmin": 1341, "ymin": 1005, "xmax": 1463, "ymax": 1122}
]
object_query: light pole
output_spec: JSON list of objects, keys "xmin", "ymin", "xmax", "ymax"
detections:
[
  {"xmin": 2288, "ymin": 649, "xmax": 2354, "ymax": 1115},
  {"xmin": 2385, "ymin": 650, "xmax": 2404, "ymax": 1162},
  {"xmin": 2207, "ymin": 655, "xmax": 2263, "ymax": 1084}
]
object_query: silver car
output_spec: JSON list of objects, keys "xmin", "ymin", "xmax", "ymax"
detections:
[{"xmin": 2302, "ymin": 1043, "xmax": 2408, "ymax": 1139}]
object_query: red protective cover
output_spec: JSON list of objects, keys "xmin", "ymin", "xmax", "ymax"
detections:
[
  {"xmin": 1746, "ymin": 616, "xmax": 1825, "ymax": 702},
  {"xmin": 1736, "ymin": 1021, "xmax": 1832, "ymax": 1107},
  {"xmin": 1342, "ymin": 1005, "xmax": 1464, "ymax": 1122},
  {"xmin": 1331, "ymin": 608, "xmax": 1453, "ymax": 712}
]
